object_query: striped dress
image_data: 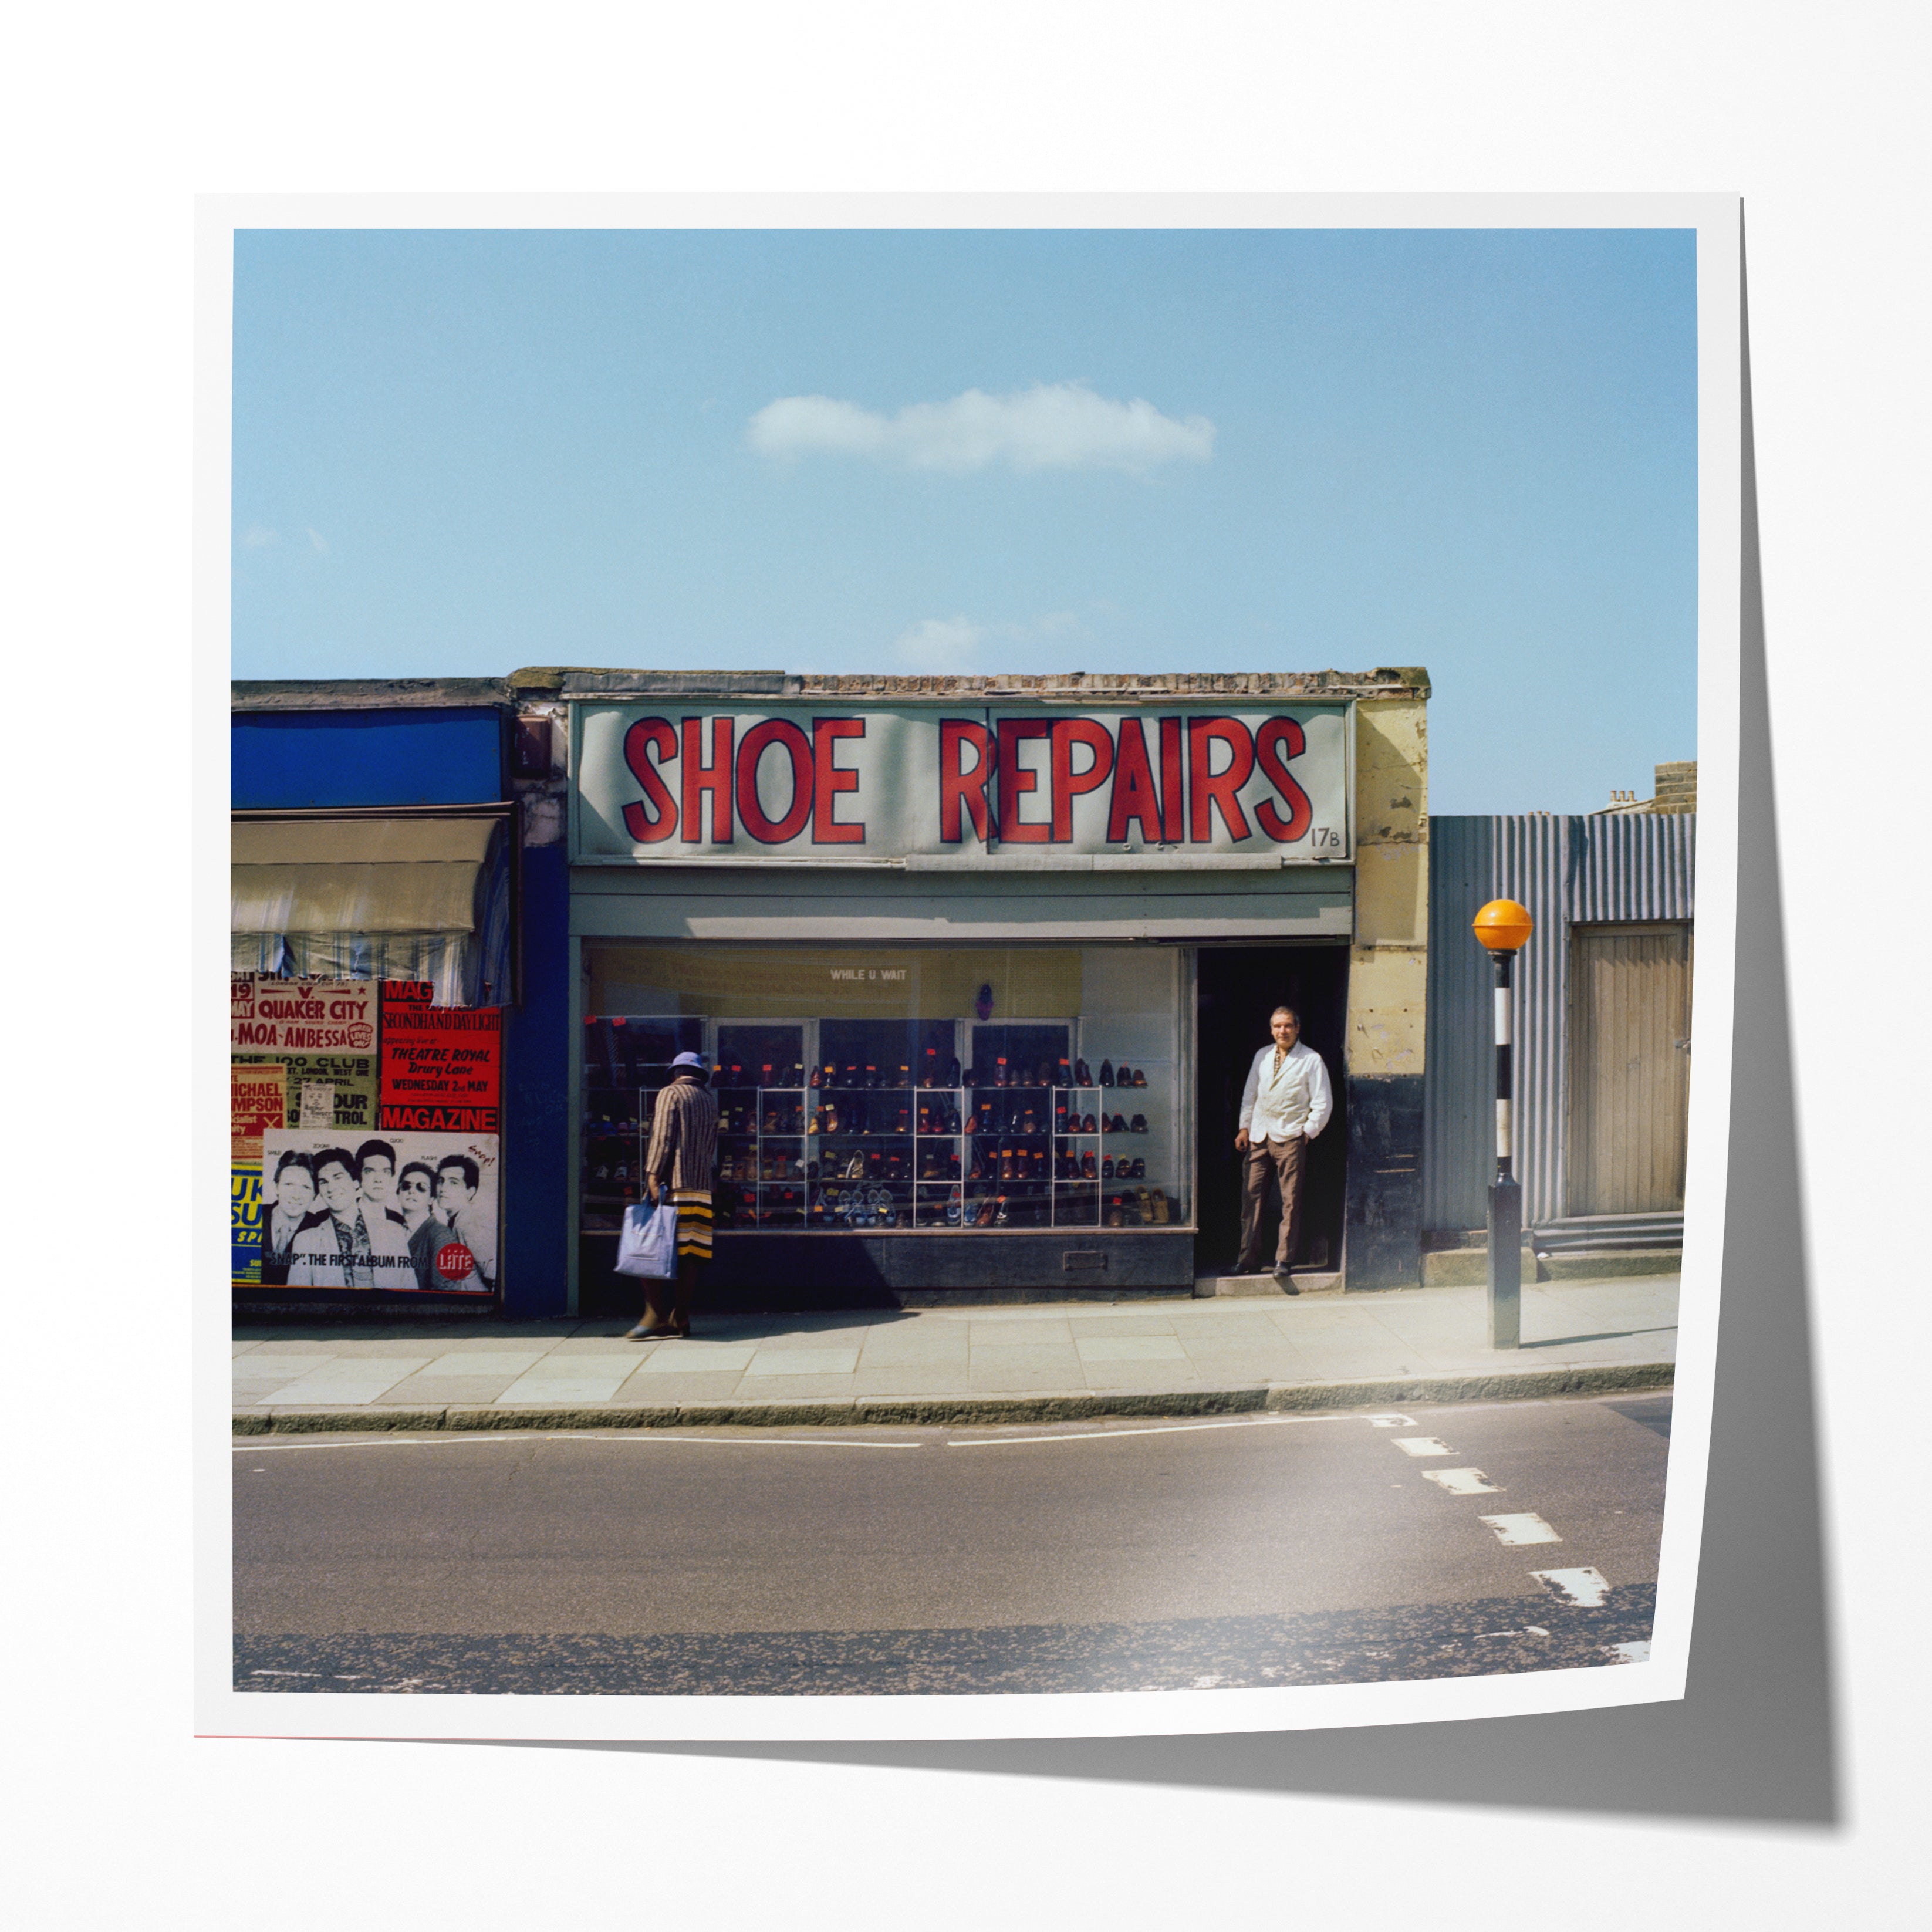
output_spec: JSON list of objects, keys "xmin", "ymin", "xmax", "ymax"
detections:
[{"xmin": 646, "ymin": 1076, "xmax": 720, "ymax": 1262}]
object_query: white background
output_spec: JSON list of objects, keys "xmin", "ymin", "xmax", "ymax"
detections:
[{"xmin": 11, "ymin": 5, "xmax": 1924, "ymax": 1927}]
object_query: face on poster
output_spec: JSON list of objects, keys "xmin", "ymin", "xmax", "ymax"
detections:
[{"xmin": 255, "ymin": 1129, "xmax": 499, "ymax": 1294}]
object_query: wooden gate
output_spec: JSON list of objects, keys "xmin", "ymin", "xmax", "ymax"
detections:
[{"xmin": 1565, "ymin": 922, "xmax": 1693, "ymax": 1215}]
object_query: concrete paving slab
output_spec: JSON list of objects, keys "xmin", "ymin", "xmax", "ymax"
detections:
[
  {"xmin": 1076, "ymin": 1335, "xmax": 1190, "ymax": 1362},
  {"xmin": 416, "ymin": 1349, "xmax": 552, "ymax": 1376},
  {"xmin": 378, "ymin": 1374, "xmax": 521, "ymax": 1404},
  {"xmin": 494, "ymin": 1367, "xmax": 637, "ymax": 1404},
  {"xmin": 967, "ymin": 1319, "xmax": 1075, "ymax": 1347},
  {"xmin": 255, "ymin": 1362, "xmax": 434, "ymax": 1401},
  {"xmin": 1080, "ymin": 1363, "xmax": 1207, "ymax": 1390},
  {"xmin": 744, "ymin": 1348, "xmax": 861, "ymax": 1377},
  {"xmin": 609, "ymin": 1372, "xmax": 752, "ymax": 1404},
  {"xmin": 634, "ymin": 1343, "xmax": 758, "ymax": 1374},
  {"xmin": 1066, "ymin": 1312, "xmax": 1183, "ymax": 1337}
]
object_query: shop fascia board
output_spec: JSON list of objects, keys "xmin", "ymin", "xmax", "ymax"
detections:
[
  {"xmin": 547, "ymin": 671, "xmax": 1424, "ymax": 703},
  {"xmin": 565, "ymin": 851, "xmax": 1352, "ymax": 872}
]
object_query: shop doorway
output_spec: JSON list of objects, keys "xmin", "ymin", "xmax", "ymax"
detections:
[{"xmin": 1194, "ymin": 945, "xmax": 1349, "ymax": 1275}]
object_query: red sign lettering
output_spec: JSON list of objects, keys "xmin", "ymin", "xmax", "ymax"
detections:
[
  {"xmin": 1049, "ymin": 718, "xmax": 1114, "ymax": 842},
  {"xmin": 621, "ymin": 718, "xmax": 678, "ymax": 842},
  {"xmin": 681, "ymin": 715, "xmax": 735, "ymax": 845},
  {"xmin": 737, "ymin": 718, "xmax": 815, "ymax": 844},
  {"xmin": 1188, "ymin": 716, "xmax": 1255, "ymax": 843},
  {"xmin": 1105, "ymin": 717, "xmax": 1163, "ymax": 843},
  {"xmin": 938, "ymin": 719, "xmax": 995, "ymax": 843},
  {"xmin": 812, "ymin": 717, "xmax": 866, "ymax": 843},
  {"xmin": 1254, "ymin": 716, "xmax": 1313, "ymax": 843},
  {"xmin": 997, "ymin": 718, "xmax": 1051, "ymax": 843}
]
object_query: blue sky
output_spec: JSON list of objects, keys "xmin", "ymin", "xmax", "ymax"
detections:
[{"xmin": 231, "ymin": 226, "xmax": 1697, "ymax": 815}]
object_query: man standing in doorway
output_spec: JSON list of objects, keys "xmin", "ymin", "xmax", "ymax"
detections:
[{"xmin": 1235, "ymin": 1004, "xmax": 1333, "ymax": 1287}]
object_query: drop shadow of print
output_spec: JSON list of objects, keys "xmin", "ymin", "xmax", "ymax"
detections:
[{"xmin": 468, "ymin": 226, "xmax": 1840, "ymax": 1826}]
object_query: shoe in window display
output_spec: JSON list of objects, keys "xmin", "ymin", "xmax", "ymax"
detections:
[
  {"xmin": 1131, "ymin": 1113, "xmax": 1148, "ymax": 1133},
  {"xmin": 947, "ymin": 1055, "xmax": 962, "ymax": 1086},
  {"xmin": 1097, "ymin": 1060, "xmax": 1113, "ymax": 1086},
  {"xmin": 1131, "ymin": 1157, "xmax": 1147, "ymax": 1179},
  {"xmin": 894, "ymin": 1107, "xmax": 910, "ymax": 1134},
  {"xmin": 1081, "ymin": 1150, "xmax": 1097, "ymax": 1180},
  {"xmin": 1101, "ymin": 1156, "xmax": 1114, "ymax": 1180},
  {"xmin": 843, "ymin": 1153, "xmax": 864, "ymax": 1181},
  {"xmin": 945, "ymin": 1194, "xmax": 962, "ymax": 1226},
  {"xmin": 1150, "ymin": 1189, "xmax": 1171, "ymax": 1224},
  {"xmin": 1073, "ymin": 1059, "xmax": 1091, "ymax": 1085},
  {"xmin": 1021, "ymin": 1107, "xmax": 1038, "ymax": 1136},
  {"xmin": 1085, "ymin": 1113, "xmax": 1099, "ymax": 1133}
]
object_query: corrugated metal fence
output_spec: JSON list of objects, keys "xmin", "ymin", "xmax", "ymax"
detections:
[{"xmin": 1424, "ymin": 813, "xmax": 1695, "ymax": 1232}]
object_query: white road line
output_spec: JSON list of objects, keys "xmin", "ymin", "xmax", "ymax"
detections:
[
  {"xmin": 1533, "ymin": 1566, "xmax": 1612, "ymax": 1606},
  {"xmin": 1392, "ymin": 1436, "xmax": 1455, "ymax": 1457},
  {"xmin": 1366, "ymin": 1414, "xmax": 1415, "ymax": 1428},
  {"xmin": 541, "ymin": 1433, "xmax": 925, "ymax": 1450},
  {"xmin": 233, "ymin": 1432, "xmax": 923, "ymax": 1451},
  {"xmin": 947, "ymin": 1414, "xmax": 1308, "ymax": 1448},
  {"xmin": 232, "ymin": 1438, "xmax": 425, "ymax": 1453},
  {"xmin": 1479, "ymin": 1512, "xmax": 1562, "ymax": 1546},
  {"xmin": 1422, "ymin": 1467, "xmax": 1501, "ymax": 1495}
]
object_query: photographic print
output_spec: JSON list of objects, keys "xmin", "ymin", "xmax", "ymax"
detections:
[{"xmin": 208, "ymin": 197, "xmax": 1738, "ymax": 1741}]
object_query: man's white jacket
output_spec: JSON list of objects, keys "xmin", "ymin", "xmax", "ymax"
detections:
[{"xmin": 1239, "ymin": 1040, "xmax": 1333, "ymax": 1144}]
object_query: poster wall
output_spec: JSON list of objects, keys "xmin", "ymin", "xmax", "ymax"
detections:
[{"xmin": 256, "ymin": 1128, "xmax": 500, "ymax": 1295}]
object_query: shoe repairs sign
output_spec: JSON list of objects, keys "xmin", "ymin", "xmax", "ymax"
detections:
[{"xmin": 573, "ymin": 702, "xmax": 1352, "ymax": 862}]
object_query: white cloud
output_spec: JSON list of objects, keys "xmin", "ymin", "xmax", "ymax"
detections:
[
  {"xmin": 748, "ymin": 381, "xmax": 1215, "ymax": 475},
  {"xmin": 894, "ymin": 615, "xmax": 985, "ymax": 671},
  {"xmin": 239, "ymin": 525, "xmax": 279, "ymax": 548},
  {"xmin": 305, "ymin": 527, "xmax": 329, "ymax": 554},
  {"xmin": 891, "ymin": 609, "xmax": 1095, "ymax": 673}
]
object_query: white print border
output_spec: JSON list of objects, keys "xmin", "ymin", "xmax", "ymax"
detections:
[{"xmin": 197, "ymin": 190, "xmax": 1738, "ymax": 1745}]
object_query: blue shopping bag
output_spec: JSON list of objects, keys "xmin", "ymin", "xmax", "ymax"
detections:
[{"xmin": 614, "ymin": 1199, "xmax": 678, "ymax": 1279}]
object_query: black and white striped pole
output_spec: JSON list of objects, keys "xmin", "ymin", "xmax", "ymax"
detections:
[{"xmin": 1474, "ymin": 899, "xmax": 1534, "ymax": 1349}]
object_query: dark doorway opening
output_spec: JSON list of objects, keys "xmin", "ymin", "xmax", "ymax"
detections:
[{"xmin": 1194, "ymin": 944, "xmax": 1349, "ymax": 1275}]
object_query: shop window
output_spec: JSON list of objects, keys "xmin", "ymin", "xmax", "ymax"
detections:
[{"xmin": 580, "ymin": 945, "xmax": 1188, "ymax": 1235}]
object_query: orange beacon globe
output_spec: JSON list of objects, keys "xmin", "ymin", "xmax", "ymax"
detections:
[{"xmin": 1473, "ymin": 899, "xmax": 1534, "ymax": 953}]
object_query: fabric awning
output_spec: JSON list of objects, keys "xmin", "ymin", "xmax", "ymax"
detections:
[{"xmin": 231, "ymin": 816, "xmax": 498, "ymax": 934}]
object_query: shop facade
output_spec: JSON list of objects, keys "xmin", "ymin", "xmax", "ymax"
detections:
[
  {"xmin": 229, "ymin": 680, "xmax": 573, "ymax": 1319},
  {"xmin": 546, "ymin": 668, "xmax": 1432, "ymax": 1309}
]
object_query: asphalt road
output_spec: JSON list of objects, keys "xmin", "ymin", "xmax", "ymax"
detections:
[{"xmin": 234, "ymin": 1391, "xmax": 1671, "ymax": 1694}]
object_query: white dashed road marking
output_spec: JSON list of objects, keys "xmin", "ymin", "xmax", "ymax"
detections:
[
  {"xmin": 1392, "ymin": 1436, "xmax": 1455, "ymax": 1457},
  {"xmin": 1479, "ymin": 1512, "xmax": 1562, "ymax": 1546},
  {"xmin": 1422, "ymin": 1467, "xmax": 1501, "ymax": 1495},
  {"xmin": 1533, "ymin": 1567, "xmax": 1612, "ymax": 1607},
  {"xmin": 1366, "ymin": 1414, "xmax": 1415, "ymax": 1428}
]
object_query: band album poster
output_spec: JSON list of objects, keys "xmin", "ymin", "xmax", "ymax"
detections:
[
  {"xmin": 204, "ymin": 195, "xmax": 1739, "ymax": 1748},
  {"xmin": 254, "ymin": 1129, "xmax": 500, "ymax": 1293}
]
